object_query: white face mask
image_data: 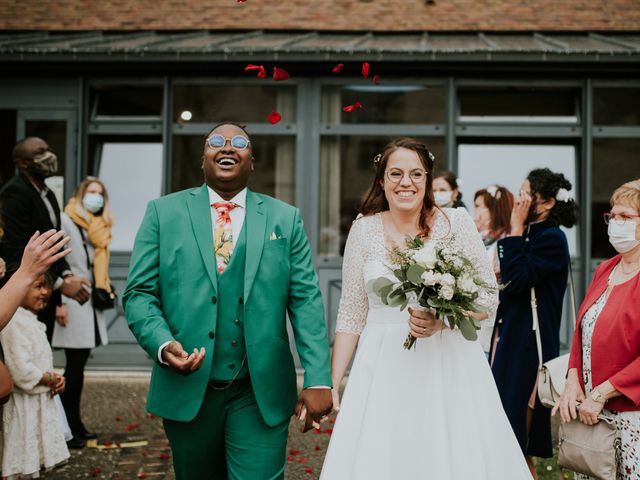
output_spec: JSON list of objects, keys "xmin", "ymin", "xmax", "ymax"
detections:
[
  {"xmin": 434, "ymin": 191, "xmax": 453, "ymax": 207},
  {"xmin": 82, "ymin": 193, "xmax": 104, "ymax": 213},
  {"xmin": 608, "ymin": 220, "xmax": 640, "ymax": 253}
]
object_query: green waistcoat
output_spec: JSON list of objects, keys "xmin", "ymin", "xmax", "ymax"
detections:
[{"xmin": 210, "ymin": 223, "xmax": 249, "ymax": 382}]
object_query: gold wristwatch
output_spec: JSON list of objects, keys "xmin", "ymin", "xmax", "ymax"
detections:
[{"xmin": 590, "ymin": 388, "xmax": 606, "ymax": 403}]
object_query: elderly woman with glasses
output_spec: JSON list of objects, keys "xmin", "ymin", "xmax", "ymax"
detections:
[{"xmin": 554, "ymin": 179, "xmax": 640, "ymax": 479}]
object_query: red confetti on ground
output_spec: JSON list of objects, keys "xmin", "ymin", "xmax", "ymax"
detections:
[
  {"xmin": 137, "ymin": 473, "xmax": 147, "ymax": 479},
  {"xmin": 305, "ymin": 467, "xmax": 314, "ymax": 474},
  {"xmin": 330, "ymin": 419, "xmax": 336, "ymax": 424},
  {"xmin": 332, "ymin": 63, "xmax": 344, "ymax": 73},
  {"xmin": 272, "ymin": 67, "xmax": 290, "ymax": 81},
  {"xmin": 159, "ymin": 453, "xmax": 170, "ymax": 460},
  {"xmin": 324, "ymin": 428, "xmax": 334, "ymax": 434},
  {"xmin": 312, "ymin": 428, "xmax": 322, "ymax": 434},
  {"xmin": 103, "ymin": 441, "xmax": 113, "ymax": 447},
  {"xmin": 124, "ymin": 423, "xmax": 140, "ymax": 432},
  {"xmin": 115, "ymin": 416, "xmax": 124, "ymax": 421},
  {"xmin": 289, "ymin": 449, "xmax": 300, "ymax": 455},
  {"xmin": 298, "ymin": 457, "xmax": 307, "ymax": 463},
  {"xmin": 237, "ymin": 0, "xmax": 247, "ymax": 2},
  {"xmin": 146, "ymin": 413, "xmax": 158, "ymax": 420},
  {"xmin": 268, "ymin": 111, "xmax": 282, "ymax": 124},
  {"xmin": 361, "ymin": 62, "xmax": 370, "ymax": 78},
  {"xmin": 373, "ymin": 74, "xmax": 380, "ymax": 84},
  {"xmin": 287, "ymin": 457, "xmax": 294, "ymax": 461},
  {"xmin": 314, "ymin": 445, "xmax": 322, "ymax": 451},
  {"xmin": 343, "ymin": 101, "xmax": 363, "ymax": 112},
  {"xmin": 245, "ymin": 64, "xmax": 266, "ymax": 79},
  {"xmin": 92, "ymin": 467, "xmax": 102, "ymax": 477}
]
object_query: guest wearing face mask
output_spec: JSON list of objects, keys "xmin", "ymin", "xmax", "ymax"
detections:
[
  {"xmin": 554, "ymin": 179, "xmax": 640, "ymax": 479},
  {"xmin": 0, "ymin": 137, "xmax": 91, "ymax": 341},
  {"xmin": 473, "ymin": 185, "xmax": 514, "ymax": 355},
  {"xmin": 432, "ymin": 171, "xmax": 466, "ymax": 209},
  {"xmin": 490, "ymin": 168, "xmax": 578, "ymax": 479},
  {"xmin": 52, "ymin": 177, "xmax": 114, "ymax": 447}
]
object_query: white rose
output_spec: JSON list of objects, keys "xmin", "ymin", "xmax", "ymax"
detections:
[
  {"xmin": 420, "ymin": 270, "xmax": 440, "ymax": 286},
  {"xmin": 413, "ymin": 245, "xmax": 438, "ymax": 269},
  {"xmin": 440, "ymin": 273, "xmax": 455, "ymax": 286},
  {"xmin": 457, "ymin": 275, "xmax": 479, "ymax": 294},
  {"xmin": 439, "ymin": 284, "xmax": 454, "ymax": 300}
]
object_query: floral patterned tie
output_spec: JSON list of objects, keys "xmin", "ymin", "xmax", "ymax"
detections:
[{"xmin": 212, "ymin": 202, "xmax": 236, "ymax": 274}]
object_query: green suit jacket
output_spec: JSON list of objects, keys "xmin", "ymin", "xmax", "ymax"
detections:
[{"xmin": 123, "ymin": 185, "xmax": 331, "ymax": 426}]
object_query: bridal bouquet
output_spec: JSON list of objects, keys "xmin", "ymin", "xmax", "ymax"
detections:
[{"xmin": 366, "ymin": 236, "xmax": 494, "ymax": 350}]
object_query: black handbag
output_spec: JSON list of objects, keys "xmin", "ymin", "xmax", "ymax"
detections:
[{"xmin": 75, "ymin": 223, "xmax": 117, "ymax": 311}]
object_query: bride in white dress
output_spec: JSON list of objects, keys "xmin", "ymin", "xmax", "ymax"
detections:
[{"xmin": 320, "ymin": 138, "xmax": 532, "ymax": 480}]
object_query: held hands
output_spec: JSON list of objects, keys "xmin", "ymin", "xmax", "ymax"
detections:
[
  {"xmin": 295, "ymin": 388, "xmax": 333, "ymax": 433},
  {"xmin": 509, "ymin": 190, "xmax": 531, "ymax": 237},
  {"xmin": 55, "ymin": 304, "xmax": 69, "ymax": 326},
  {"xmin": 40, "ymin": 371, "xmax": 65, "ymax": 397},
  {"xmin": 408, "ymin": 307, "xmax": 444, "ymax": 339},
  {"xmin": 60, "ymin": 275, "xmax": 92, "ymax": 305},
  {"xmin": 161, "ymin": 341, "xmax": 206, "ymax": 375}
]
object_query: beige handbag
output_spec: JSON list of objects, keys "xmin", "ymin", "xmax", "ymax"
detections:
[{"xmin": 558, "ymin": 412, "xmax": 619, "ymax": 480}]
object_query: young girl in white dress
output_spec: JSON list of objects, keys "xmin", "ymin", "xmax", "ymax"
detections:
[
  {"xmin": 321, "ymin": 138, "xmax": 532, "ymax": 480},
  {"xmin": 0, "ymin": 273, "xmax": 70, "ymax": 479}
]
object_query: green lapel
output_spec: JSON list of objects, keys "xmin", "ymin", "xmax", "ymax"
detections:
[
  {"xmin": 187, "ymin": 184, "xmax": 218, "ymax": 295},
  {"xmin": 244, "ymin": 190, "xmax": 266, "ymax": 302}
]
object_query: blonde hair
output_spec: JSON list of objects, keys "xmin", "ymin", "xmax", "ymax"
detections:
[
  {"xmin": 610, "ymin": 179, "xmax": 640, "ymax": 213},
  {"xmin": 72, "ymin": 176, "xmax": 114, "ymax": 225}
]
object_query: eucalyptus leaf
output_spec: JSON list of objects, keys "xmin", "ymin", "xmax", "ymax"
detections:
[
  {"xmin": 387, "ymin": 290, "xmax": 406, "ymax": 308},
  {"xmin": 369, "ymin": 277, "xmax": 393, "ymax": 295},
  {"xmin": 406, "ymin": 264, "xmax": 426, "ymax": 285},
  {"xmin": 394, "ymin": 269, "xmax": 406, "ymax": 282},
  {"xmin": 378, "ymin": 284, "xmax": 394, "ymax": 304},
  {"xmin": 458, "ymin": 318, "xmax": 478, "ymax": 341}
]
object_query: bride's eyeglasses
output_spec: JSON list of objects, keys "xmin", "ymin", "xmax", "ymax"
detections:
[{"xmin": 385, "ymin": 168, "xmax": 428, "ymax": 184}]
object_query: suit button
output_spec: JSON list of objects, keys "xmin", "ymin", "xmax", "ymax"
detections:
[
  {"xmin": 211, "ymin": 296, "xmax": 217, "ymax": 304},
  {"xmin": 234, "ymin": 319, "xmax": 241, "ymax": 326},
  {"xmin": 209, "ymin": 331, "xmax": 215, "ymax": 339},
  {"xmin": 231, "ymin": 340, "xmax": 238, "ymax": 347},
  {"xmin": 238, "ymin": 297, "xmax": 244, "ymax": 304},
  {"xmin": 228, "ymin": 363, "xmax": 236, "ymax": 370}
]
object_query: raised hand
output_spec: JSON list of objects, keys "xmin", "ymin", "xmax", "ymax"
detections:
[
  {"xmin": 161, "ymin": 341, "xmax": 206, "ymax": 374},
  {"xmin": 510, "ymin": 190, "xmax": 531, "ymax": 237},
  {"xmin": 19, "ymin": 229, "xmax": 71, "ymax": 281}
]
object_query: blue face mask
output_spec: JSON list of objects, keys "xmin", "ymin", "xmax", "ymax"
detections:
[{"xmin": 82, "ymin": 193, "xmax": 104, "ymax": 213}]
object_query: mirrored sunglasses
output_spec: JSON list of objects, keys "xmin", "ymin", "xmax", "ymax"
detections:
[{"xmin": 206, "ymin": 134, "xmax": 250, "ymax": 150}]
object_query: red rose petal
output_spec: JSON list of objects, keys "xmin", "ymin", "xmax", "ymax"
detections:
[
  {"xmin": 312, "ymin": 427, "xmax": 322, "ymax": 434},
  {"xmin": 245, "ymin": 64, "xmax": 267, "ymax": 79},
  {"xmin": 361, "ymin": 62, "xmax": 370, "ymax": 79},
  {"xmin": 268, "ymin": 111, "xmax": 282, "ymax": 124},
  {"xmin": 115, "ymin": 416, "xmax": 124, "ymax": 421},
  {"xmin": 146, "ymin": 413, "xmax": 157, "ymax": 420},
  {"xmin": 237, "ymin": 0, "xmax": 247, "ymax": 2},
  {"xmin": 332, "ymin": 63, "xmax": 344, "ymax": 73},
  {"xmin": 324, "ymin": 428, "xmax": 334, "ymax": 434},
  {"xmin": 159, "ymin": 452, "xmax": 170, "ymax": 460},
  {"xmin": 314, "ymin": 445, "xmax": 322, "ymax": 451},
  {"xmin": 137, "ymin": 473, "xmax": 147, "ymax": 479},
  {"xmin": 298, "ymin": 457, "xmax": 307, "ymax": 463},
  {"xmin": 103, "ymin": 441, "xmax": 113, "ymax": 447},
  {"xmin": 330, "ymin": 419, "xmax": 336, "ymax": 424},
  {"xmin": 124, "ymin": 422, "xmax": 140, "ymax": 432},
  {"xmin": 287, "ymin": 457, "xmax": 294, "ymax": 461},
  {"xmin": 305, "ymin": 467, "xmax": 314, "ymax": 474},
  {"xmin": 92, "ymin": 467, "xmax": 102, "ymax": 477},
  {"xmin": 342, "ymin": 101, "xmax": 363, "ymax": 112},
  {"xmin": 289, "ymin": 449, "xmax": 300, "ymax": 455},
  {"xmin": 272, "ymin": 67, "xmax": 290, "ymax": 81},
  {"xmin": 373, "ymin": 74, "xmax": 380, "ymax": 84}
]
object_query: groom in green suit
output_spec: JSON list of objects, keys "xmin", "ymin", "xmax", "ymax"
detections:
[{"xmin": 123, "ymin": 122, "xmax": 333, "ymax": 479}]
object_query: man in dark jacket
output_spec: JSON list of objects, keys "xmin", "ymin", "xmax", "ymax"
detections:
[{"xmin": 0, "ymin": 137, "xmax": 90, "ymax": 340}]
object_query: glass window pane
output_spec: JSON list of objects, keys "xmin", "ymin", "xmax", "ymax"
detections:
[
  {"xmin": 173, "ymin": 85, "xmax": 296, "ymax": 124},
  {"xmin": 593, "ymin": 88, "xmax": 640, "ymax": 126},
  {"xmin": 592, "ymin": 139, "xmax": 640, "ymax": 258},
  {"xmin": 319, "ymin": 136, "xmax": 445, "ymax": 257},
  {"xmin": 171, "ymin": 135, "xmax": 296, "ymax": 205},
  {"xmin": 458, "ymin": 87, "xmax": 580, "ymax": 123},
  {"xmin": 90, "ymin": 85, "xmax": 163, "ymax": 119},
  {"xmin": 321, "ymin": 86, "xmax": 446, "ymax": 124},
  {"xmin": 97, "ymin": 143, "xmax": 164, "ymax": 252},
  {"xmin": 457, "ymin": 143, "xmax": 578, "ymax": 256},
  {"xmin": 0, "ymin": 110, "xmax": 17, "ymax": 187},
  {"xmin": 25, "ymin": 120, "xmax": 67, "ymax": 207}
]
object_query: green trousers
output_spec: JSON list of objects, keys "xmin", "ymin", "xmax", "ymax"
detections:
[{"xmin": 163, "ymin": 378, "xmax": 289, "ymax": 480}]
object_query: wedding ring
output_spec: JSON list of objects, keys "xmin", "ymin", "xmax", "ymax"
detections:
[{"xmin": 422, "ymin": 327, "xmax": 427, "ymax": 334}]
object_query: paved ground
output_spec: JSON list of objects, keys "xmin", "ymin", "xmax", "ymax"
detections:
[{"xmin": 39, "ymin": 374, "xmax": 572, "ymax": 479}]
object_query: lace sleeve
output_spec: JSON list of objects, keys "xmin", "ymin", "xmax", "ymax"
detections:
[
  {"xmin": 335, "ymin": 217, "xmax": 369, "ymax": 335},
  {"xmin": 452, "ymin": 208, "xmax": 499, "ymax": 317}
]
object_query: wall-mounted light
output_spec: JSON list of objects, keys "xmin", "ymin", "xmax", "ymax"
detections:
[{"xmin": 180, "ymin": 110, "xmax": 193, "ymax": 121}]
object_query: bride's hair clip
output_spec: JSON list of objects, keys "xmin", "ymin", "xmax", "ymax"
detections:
[
  {"xmin": 373, "ymin": 153, "xmax": 382, "ymax": 166},
  {"xmin": 486, "ymin": 185, "xmax": 502, "ymax": 200},
  {"xmin": 556, "ymin": 187, "xmax": 572, "ymax": 203}
]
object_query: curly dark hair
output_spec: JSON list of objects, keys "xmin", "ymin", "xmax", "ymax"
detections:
[{"xmin": 527, "ymin": 168, "xmax": 578, "ymax": 228}]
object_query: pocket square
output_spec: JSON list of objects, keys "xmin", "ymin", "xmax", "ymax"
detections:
[{"xmin": 269, "ymin": 232, "xmax": 283, "ymax": 241}]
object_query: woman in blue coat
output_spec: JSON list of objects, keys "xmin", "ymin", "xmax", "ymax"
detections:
[{"xmin": 490, "ymin": 168, "xmax": 578, "ymax": 479}]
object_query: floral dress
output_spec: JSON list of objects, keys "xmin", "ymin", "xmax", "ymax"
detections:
[{"xmin": 575, "ymin": 290, "xmax": 640, "ymax": 480}]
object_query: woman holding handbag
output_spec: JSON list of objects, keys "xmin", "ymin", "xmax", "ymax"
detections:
[
  {"xmin": 52, "ymin": 177, "xmax": 114, "ymax": 445},
  {"xmin": 554, "ymin": 179, "xmax": 640, "ymax": 479},
  {"xmin": 490, "ymin": 168, "xmax": 578, "ymax": 479}
]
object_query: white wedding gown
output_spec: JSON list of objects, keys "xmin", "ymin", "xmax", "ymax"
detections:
[{"xmin": 321, "ymin": 209, "xmax": 532, "ymax": 480}]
